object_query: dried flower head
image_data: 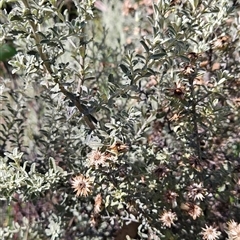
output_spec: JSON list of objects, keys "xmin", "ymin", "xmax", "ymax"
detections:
[
  {"xmin": 165, "ymin": 191, "xmax": 179, "ymax": 208},
  {"xmin": 226, "ymin": 220, "xmax": 240, "ymax": 240},
  {"xmin": 182, "ymin": 64, "xmax": 195, "ymax": 75},
  {"xmin": 181, "ymin": 202, "xmax": 202, "ymax": 220},
  {"xmin": 227, "ymin": 220, "xmax": 238, "ymax": 231},
  {"xmin": 94, "ymin": 194, "xmax": 103, "ymax": 214},
  {"xmin": 160, "ymin": 210, "xmax": 177, "ymax": 228},
  {"xmin": 187, "ymin": 182, "xmax": 206, "ymax": 201},
  {"xmin": 212, "ymin": 35, "xmax": 230, "ymax": 50},
  {"xmin": 167, "ymin": 81, "xmax": 185, "ymax": 99},
  {"xmin": 169, "ymin": 111, "xmax": 182, "ymax": 122},
  {"xmin": 71, "ymin": 174, "xmax": 93, "ymax": 197},
  {"xmin": 154, "ymin": 164, "xmax": 169, "ymax": 179},
  {"xmin": 88, "ymin": 150, "xmax": 107, "ymax": 168},
  {"xmin": 108, "ymin": 141, "xmax": 129, "ymax": 156},
  {"xmin": 188, "ymin": 52, "xmax": 199, "ymax": 63},
  {"xmin": 200, "ymin": 225, "xmax": 221, "ymax": 240}
]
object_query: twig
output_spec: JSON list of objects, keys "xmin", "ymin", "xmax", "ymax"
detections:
[{"xmin": 21, "ymin": 0, "xmax": 96, "ymax": 130}]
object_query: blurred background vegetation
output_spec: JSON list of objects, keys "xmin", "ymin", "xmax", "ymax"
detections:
[{"xmin": 0, "ymin": 0, "xmax": 240, "ymax": 239}]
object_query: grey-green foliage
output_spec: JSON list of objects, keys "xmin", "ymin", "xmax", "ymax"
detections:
[
  {"xmin": 0, "ymin": 0, "xmax": 240, "ymax": 239},
  {"xmin": 1, "ymin": 148, "xmax": 67, "ymax": 199},
  {"xmin": 0, "ymin": 0, "xmax": 100, "ymax": 239},
  {"xmin": 0, "ymin": 148, "xmax": 67, "ymax": 240},
  {"xmin": 123, "ymin": 0, "xmax": 238, "ymax": 152}
]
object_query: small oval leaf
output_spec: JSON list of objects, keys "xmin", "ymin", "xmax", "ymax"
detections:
[
  {"xmin": 119, "ymin": 64, "xmax": 130, "ymax": 74},
  {"xmin": 0, "ymin": 44, "xmax": 17, "ymax": 61}
]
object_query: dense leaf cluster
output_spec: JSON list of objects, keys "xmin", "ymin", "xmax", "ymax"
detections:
[{"xmin": 0, "ymin": 0, "xmax": 240, "ymax": 239}]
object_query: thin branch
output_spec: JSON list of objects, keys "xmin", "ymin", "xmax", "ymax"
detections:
[{"xmin": 21, "ymin": 0, "xmax": 96, "ymax": 130}]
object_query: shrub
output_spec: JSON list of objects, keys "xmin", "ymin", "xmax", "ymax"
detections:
[{"xmin": 0, "ymin": 0, "xmax": 240, "ymax": 239}]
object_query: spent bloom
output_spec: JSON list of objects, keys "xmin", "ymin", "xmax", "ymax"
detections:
[
  {"xmin": 107, "ymin": 141, "xmax": 129, "ymax": 156},
  {"xmin": 181, "ymin": 202, "xmax": 202, "ymax": 220},
  {"xmin": 226, "ymin": 220, "xmax": 240, "ymax": 240},
  {"xmin": 166, "ymin": 81, "xmax": 185, "ymax": 100},
  {"xmin": 212, "ymin": 35, "xmax": 230, "ymax": 50},
  {"xmin": 200, "ymin": 225, "xmax": 221, "ymax": 240},
  {"xmin": 187, "ymin": 52, "xmax": 199, "ymax": 63},
  {"xmin": 187, "ymin": 182, "xmax": 206, "ymax": 201},
  {"xmin": 88, "ymin": 150, "xmax": 108, "ymax": 168},
  {"xmin": 165, "ymin": 190, "xmax": 179, "ymax": 208},
  {"xmin": 154, "ymin": 164, "xmax": 169, "ymax": 180},
  {"xmin": 160, "ymin": 210, "xmax": 177, "ymax": 228},
  {"xmin": 181, "ymin": 63, "xmax": 196, "ymax": 76},
  {"xmin": 94, "ymin": 194, "xmax": 103, "ymax": 214},
  {"xmin": 71, "ymin": 174, "xmax": 93, "ymax": 197}
]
